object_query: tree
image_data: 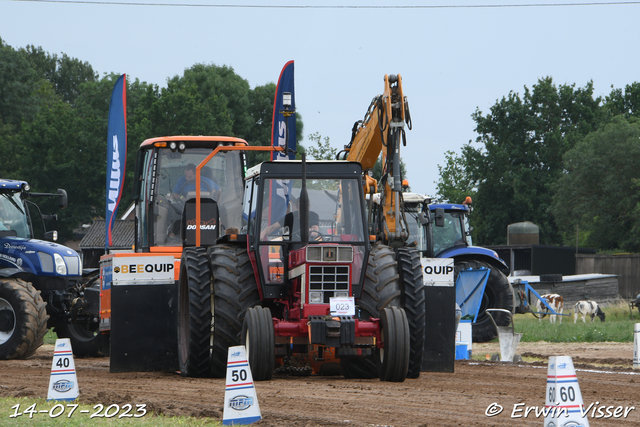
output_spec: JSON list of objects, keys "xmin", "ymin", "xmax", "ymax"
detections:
[
  {"xmin": 0, "ymin": 38, "xmax": 40, "ymax": 129},
  {"xmin": 0, "ymin": 40, "xmax": 308, "ymax": 240},
  {"xmin": 551, "ymin": 116, "xmax": 640, "ymax": 251},
  {"xmin": 23, "ymin": 45, "xmax": 98, "ymax": 105},
  {"xmin": 306, "ymin": 132, "xmax": 336, "ymax": 160},
  {"xmin": 604, "ymin": 82, "xmax": 640, "ymax": 119},
  {"xmin": 467, "ymin": 77, "xmax": 602, "ymax": 245},
  {"xmin": 435, "ymin": 145, "xmax": 478, "ymax": 204}
]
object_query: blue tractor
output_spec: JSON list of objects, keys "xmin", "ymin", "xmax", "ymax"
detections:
[
  {"xmin": 402, "ymin": 193, "xmax": 514, "ymax": 343},
  {"xmin": 0, "ymin": 179, "xmax": 104, "ymax": 359}
]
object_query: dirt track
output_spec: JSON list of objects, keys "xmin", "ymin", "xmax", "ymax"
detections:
[{"xmin": 2, "ymin": 342, "xmax": 640, "ymax": 426}]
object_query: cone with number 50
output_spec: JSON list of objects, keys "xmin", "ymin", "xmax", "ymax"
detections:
[{"xmin": 223, "ymin": 345, "xmax": 261, "ymax": 425}]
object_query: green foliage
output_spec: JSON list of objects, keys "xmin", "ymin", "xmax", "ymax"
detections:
[
  {"xmin": 604, "ymin": 82, "xmax": 640, "ymax": 119},
  {"xmin": 435, "ymin": 146, "xmax": 477, "ymax": 204},
  {"xmin": 463, "ymin": 77, "xmax": 603, "ymax": 245},
  {"xmin": 0, "ymin": 37, "xmax": 41, "ymax": 128},
  {"xmin": 306, "ymin": 132, "xmax": 336, "ymax": 160},
  {"xmin": 551, "ymin": 116, "xmax": 640, "ymax": 251},
  {"xmin": 439, "ymin": 76, "xmax": 640, "ymax": 252},
  {"xmin": 0, "ymin": 40, "xmax": 298, "ymax": 240}
]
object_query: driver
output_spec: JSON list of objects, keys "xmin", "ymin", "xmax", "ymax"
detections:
[
  {"xmin": 172, "ymin": 163, "xmax": 220, "ymax": 202},
  {"xmin": 260, "ymin": 198, "xmax": 321, "ymax": 241}
]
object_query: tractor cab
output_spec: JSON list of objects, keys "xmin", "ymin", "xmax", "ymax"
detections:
[
  {"xmin": 242, "ymin": 160, "xmax": 369, "ymax": 303},
  {"xmin": 0, "ymin": 180, "xmax": 67, "ymax": 242},
  {"xmin": 132, "ymin": 136, "xmax": 247, "ymax": 251},
  {"xmin": 427, "ymin": 203, "xmax": 473, "ymax": 256},
  {"xmin": 0, "ymin": 184, "xmax": 34, "ymax": 239}
]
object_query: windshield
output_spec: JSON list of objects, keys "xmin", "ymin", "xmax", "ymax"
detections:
[
  {"xmin": 405, "ymin": 209, "xmax": 426, "ymax": 251},
  {"xmin": 0, "ymin": 192, "xmax": 30, "ymax": 238},
  {"xmin": 431, "ymin": 211, "xmax": 466, "ymax": 255},
  {"xmin": 259, "ymin": 178, "xmax": 366, "ymax": 243},
  {"xmin": 151, "ymin": 148, "xmax": 244, "ymax": 246}
]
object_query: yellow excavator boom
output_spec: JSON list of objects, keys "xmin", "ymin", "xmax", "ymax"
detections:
[{"xmin": 338, "ymin": 74, "xmax": 412, "ymax": 247}]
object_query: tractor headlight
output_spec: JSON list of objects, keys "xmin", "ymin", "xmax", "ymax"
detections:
[
  {"xmin": 334, "ymin": 292, "xmax": 349, "ymax": 298},
  {"xmin": 53, "ymin": 253, "xmax": 67, "ymax": 275},
  {"xmin": 309, "ymin": 292, "xmax": 323, "ymax": 304}
]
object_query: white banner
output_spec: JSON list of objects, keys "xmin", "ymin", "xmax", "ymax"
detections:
[
  {"xmin": 421, "ymin": 258, "xmax": 454, "ymax": 287},
  {"xmin": 112, "ymin": 256, "xmax": 176, "ymax": 285}
]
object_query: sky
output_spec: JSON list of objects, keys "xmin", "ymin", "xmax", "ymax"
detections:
[{"xmin": 2, "ymin": 0, "xmax": 640, "ymax": 198}]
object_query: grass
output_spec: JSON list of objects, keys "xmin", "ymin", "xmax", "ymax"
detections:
[
  {"xmin": 44, "ymin": 329, "xmax": 58, "ymax": 345},
  {"xmin": 512, "ymin": 299, "xmax": 638, "ymax": 343},
  {"xmin": 0, "ymin": 397, "xmax": 222, "ymax": 426},
  {"xmin": 6, "ymin": 331, "xmax": 224, "ymax": 426}
]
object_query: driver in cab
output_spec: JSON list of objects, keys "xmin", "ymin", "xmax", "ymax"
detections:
[
  {"xmin": 260, "ymin": 198, "xmax": 322, "ymax": 241},
  {"xmin": 172, "ymin": 163, "xmax": 220, "ymax": 202}
]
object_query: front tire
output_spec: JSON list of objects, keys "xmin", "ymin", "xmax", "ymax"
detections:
[
  {"xmin": 454, "ymin": 260, "xmax": 513, "ymax": 343},
  {"xmin": 242, "ymin": 306, "xmax": 274, "ymax": 381},
  {"xmin": 378, "ymin": 307, "xmax": 410, "ymax": 382},
  {"xmin": 0, "ymin": 279, "xmax": 48, "ymax": 360},
  {"xmin": 341, "ymin": 243, "xmax": 401, "ymax": 379}
]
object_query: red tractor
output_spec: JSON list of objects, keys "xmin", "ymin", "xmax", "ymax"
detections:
[{"xmin": 178, "ymin": 157, "xmax": 425, "ymax": 382}]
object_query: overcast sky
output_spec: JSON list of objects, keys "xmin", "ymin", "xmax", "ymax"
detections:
[{"xmin": 2, "ymin": 0, "xmax": 639, "ymax": 198}]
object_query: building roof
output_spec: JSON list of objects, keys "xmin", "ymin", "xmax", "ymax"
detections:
[{"xmin": 79, "ymin": 219, "xmax": 135, "ymax": 249}]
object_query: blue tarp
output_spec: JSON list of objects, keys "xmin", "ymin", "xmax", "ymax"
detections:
[{"xmin": 456, "ymin": 268, "xmax": 490, "ymax": 322}]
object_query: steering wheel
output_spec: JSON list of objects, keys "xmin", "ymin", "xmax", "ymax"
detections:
[
  {"xmin": 157, "ymin": 194, "xmax": 182, "ymax": 215},
  {"xmin": 309, "ymin": 230, "xmax": 324, "ymax": 242}
]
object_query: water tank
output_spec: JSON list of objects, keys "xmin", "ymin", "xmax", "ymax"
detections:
[{"xmin": 507, "ymin": 221, "xmax": 539, "ymax": 245}]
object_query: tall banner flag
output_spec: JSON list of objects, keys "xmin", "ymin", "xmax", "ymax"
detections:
[
  {"xmin": 105, "ymin": 74, "xmax": 127, "ymax": 250},
  {"xmin": 271, "ymin": 60, "xmax": 296, "ymax": 161},
  {"xmin": 268, "ymin": 62, "xmax": 296, "ymax": 225}
]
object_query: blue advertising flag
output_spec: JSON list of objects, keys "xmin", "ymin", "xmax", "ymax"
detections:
[
  {"xmin": 271, "ymin": 60, "xmax": 296, "ymax": 160},
  {"xmin": 105, "ymin": 74, "xmax": 127, "ymax": 249},
  {"xmin": 269, "ymin": 62, "xmax": 296, "ymax": 224}
]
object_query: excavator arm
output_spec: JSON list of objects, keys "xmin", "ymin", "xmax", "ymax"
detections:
[{"xmin": 337, "ymin": 74, "xmax": 412, "ymax": 247}]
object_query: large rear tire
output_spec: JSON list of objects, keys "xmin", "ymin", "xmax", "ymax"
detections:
[
  {"xmin": 178, "ymin": 247, "xmax": 213, "ymax": 377},
  {"xmin": 395, "ymin": 248, "xmax": 425, "ymax": 379},
  {"xmin": 208, "ymin": 244, "xmax": 261, "ymax": 378},
  {"xmin": 242, "ymin": 306, "xmax": 274, "ymax": 381},
  {"xmin": 454, "ymin": 260, "xmax": 513, "ymax": 343},
  {"xmin": 340, "ymin": 243, "xmax": 401, "ymax": 379},
  {"xmin": 0, "ymin": 279, "xmax": 48, "ymax": 360},
  {"xmin": 378, "ymin": 307, "xmax": 410, "ymax": 382}
]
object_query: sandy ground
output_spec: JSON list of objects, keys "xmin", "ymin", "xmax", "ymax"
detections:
[{"xmin": 2, "ymin": 342, "xmax": 639, "ymax": 426}]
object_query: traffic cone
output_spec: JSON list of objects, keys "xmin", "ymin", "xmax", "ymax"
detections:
[
  {"xmin": 544, "ymin": 356, "xmax": 589, "ymax": 427},
  {"xmin": 222, "ymin": 345, "xmax": 262, "ymax": 426},
  {"xmin": 47, "ymin": 338, "xmax": 79, "ymax": 401}
]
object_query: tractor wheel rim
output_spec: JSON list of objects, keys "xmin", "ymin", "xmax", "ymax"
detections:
[{"xmin": 0, "ymin": 298, "xmax": 16, "ymax": 345}]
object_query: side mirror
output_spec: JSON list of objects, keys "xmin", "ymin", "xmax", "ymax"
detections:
[
  {"xmin": 434, "ymin": 208, "xmax": 445, "ymax": 228},
  {"xmin": 57, "ymin": 189, "xmax": 68, "ymax": 209}
]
